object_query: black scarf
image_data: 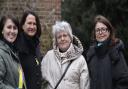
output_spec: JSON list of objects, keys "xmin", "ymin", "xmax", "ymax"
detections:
[
  {"xmin": 23, "ymin": 33, "xmax": 39, "ymax": 54},
  {"xmin": 95, "ymin": 39, "xmax": 110, "ymax": 58},
  {"xmin": 2, "ymin": 38, "xmax": 17, "ymax": 53}
]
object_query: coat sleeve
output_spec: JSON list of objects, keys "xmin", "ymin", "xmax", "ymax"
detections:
[
  {"xmin": 112, "ymin": 50, "xmax": 128, "ymax": 89},
  {"xmin": 41, "ymin": 53, "xmax": 49, "ymax": 89},
  {"xmin": 0, "ymin": 56, "xmax": 15, "ymax": 89},
  {"xmin": 79, "ymin": 56, "xmax": 90, "ymax": 89}
]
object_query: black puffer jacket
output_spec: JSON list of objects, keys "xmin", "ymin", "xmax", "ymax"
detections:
[
  {"xmin": 16, "ymin": 33, "xmax": 43, "ymax": 89},
  {"xmin": 87, "ymin": 39, "xmax": 128, "ymax": 89}
]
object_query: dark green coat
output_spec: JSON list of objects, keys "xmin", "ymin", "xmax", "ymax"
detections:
[{"xmin": 0, "ymin": 40, "xmax": 21, "ymax": 89}]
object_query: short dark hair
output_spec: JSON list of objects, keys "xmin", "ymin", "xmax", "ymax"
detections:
[
  {"xmin": 20, "ymin": 10, "xmax": 41, "ymax": 38},
  {"xmin": 0, "ymin": 14, "xmax": 19, "ymax": 39}
]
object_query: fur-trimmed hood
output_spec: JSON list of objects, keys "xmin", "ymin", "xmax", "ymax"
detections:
[{"xmin": 53, "ymin": 35, "xmax": 83, "ymax": 62}]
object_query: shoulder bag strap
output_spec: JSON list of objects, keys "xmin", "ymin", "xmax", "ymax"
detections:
[{"xmin": 54, "ymin": 60, "xmax": 73, "ymax": 89}]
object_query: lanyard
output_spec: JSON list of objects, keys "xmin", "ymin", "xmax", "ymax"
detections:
[
  {"xmin": 35, "ymin": 57, "xmax": 39, "ymax": 65},
  {"xmin": 18, "ymin": 65, "xmax": 27, "ymax": 89}
]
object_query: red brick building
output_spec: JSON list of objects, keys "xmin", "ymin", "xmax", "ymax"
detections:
[
  {"xmin": 0, "ymin": 0, "xmax": 61, "ymax": 53},
  {"xmin": 0, "ymin": 0, "xmax": 61, "ymax": 27}
]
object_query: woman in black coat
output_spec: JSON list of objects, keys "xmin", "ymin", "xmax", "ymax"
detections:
[
  {"xmin": 87, "ymin": 15, "xmax": 128, "ymax": 89},
  {"xmin": 16, "ymin": 10, "xmax": 43, "ymax": 89}
]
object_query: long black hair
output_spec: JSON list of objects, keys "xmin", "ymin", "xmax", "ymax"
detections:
[{"xmin": 20, "ymin": 10, "xmax": 41, "ymax": 38}]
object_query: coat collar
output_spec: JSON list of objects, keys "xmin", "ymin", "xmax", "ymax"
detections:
[
  {"xmin": 0, "ymin": 40, "xmax": 19, "ymax": 62},
  {"xmin": 16, "ymin": 33, "xmax": 39, "ymax": 54},
  {"xmin": 53, "ymin": 35, "xmax": 83, "ymax": 63}
]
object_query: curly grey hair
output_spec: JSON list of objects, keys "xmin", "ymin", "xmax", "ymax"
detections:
[{"xmin": 52, "ymin": 21, "xmax": 73, "ymax": 39}]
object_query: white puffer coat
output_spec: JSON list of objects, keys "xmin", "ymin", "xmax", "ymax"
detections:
[{"xmin": 41, "ymin": 36, "xmax": 90, "ymax": 89}]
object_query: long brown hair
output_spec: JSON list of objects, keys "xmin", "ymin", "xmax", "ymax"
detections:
[{"xmin": 91, "ymin": 15, "xmax": 119, "ymax": 46}]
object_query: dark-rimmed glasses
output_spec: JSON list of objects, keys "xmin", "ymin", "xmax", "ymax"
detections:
[{"xmin": 95, "ymin": 28, "xmax": 108, "ymax": 34}]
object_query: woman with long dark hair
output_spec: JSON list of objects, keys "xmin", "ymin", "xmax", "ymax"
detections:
[
  {"xmin": 87, "ymin": 15, "xmax": 128, "ymax": 89},
  {"xmin": 16, "ymin": 10, "xmax": 43, "ymax": 89}
]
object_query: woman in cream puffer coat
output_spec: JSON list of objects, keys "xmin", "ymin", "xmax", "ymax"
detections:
[{"xmin": 41, "ymin": 21, "xmax": 90, "ymax": 89}]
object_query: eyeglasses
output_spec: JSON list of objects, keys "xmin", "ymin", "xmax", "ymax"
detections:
[{"xmin": 95, "ymin": 28, "xmax": 108, "ymax": 34}]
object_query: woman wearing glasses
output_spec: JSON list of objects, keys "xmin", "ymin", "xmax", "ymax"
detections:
[{"xmin": 87, "ymin": 15, "xmax": 128, "ymax": 89}]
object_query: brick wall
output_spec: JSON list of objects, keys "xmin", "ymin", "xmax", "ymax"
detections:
[
  {"xmin": 0, "ymin": 0, "xmax": 61, "ymax": 54},
  {"xmin": 0, "ymin": 0, "xmax": 61, "ymax": 25}
]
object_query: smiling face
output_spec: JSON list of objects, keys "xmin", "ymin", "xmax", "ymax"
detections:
[
  {"xmin": 2, "ymin": 19, "xmax": 18, "ymax": 43},
  {"xmin": 56, "ymin": 31, "xmax": 71, "ymax": 52},
  {"xmin": 95, "ymin": 22, "xmax": 110, "ymax": 42},
  {"xmin": 22, "ymin": 14, "xmax": 37, "ymax": 37}
]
